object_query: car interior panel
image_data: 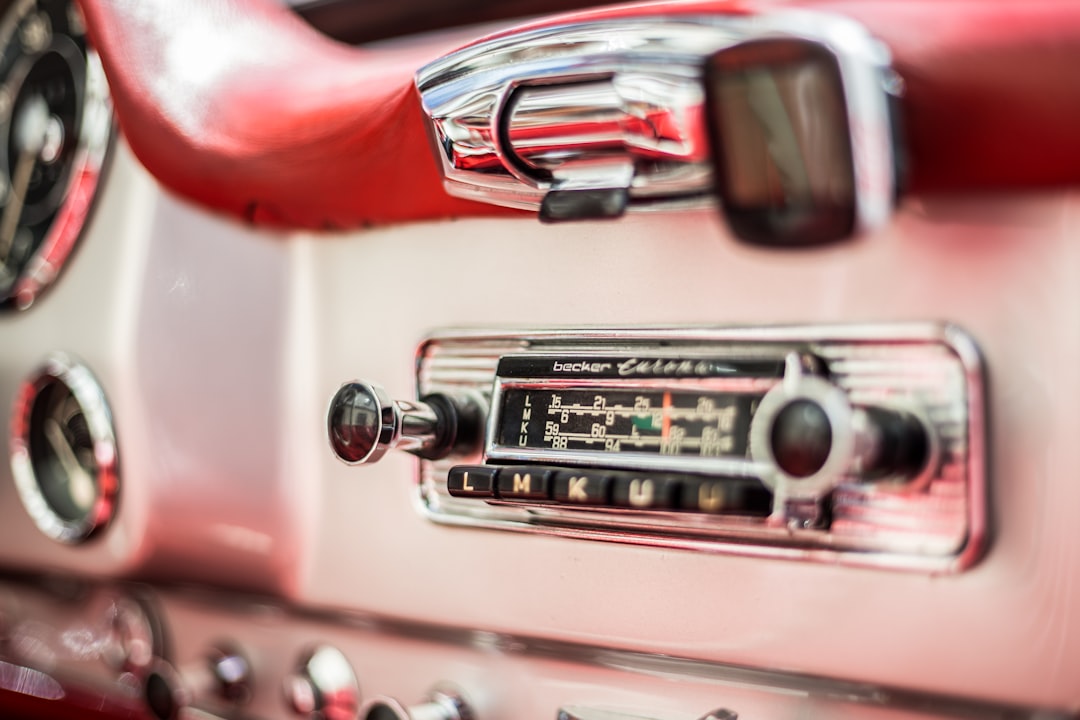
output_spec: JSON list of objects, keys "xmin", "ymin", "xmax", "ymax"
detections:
[{"xmin": 0, "ymin": 0, "xmax": 1078, "ymax": 719}]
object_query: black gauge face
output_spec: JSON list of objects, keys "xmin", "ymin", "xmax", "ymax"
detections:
[
  {"xmin": 11, "ymin": 354, "xmax": 119, "ymax": 543},
  {"xmin": 27, "ymin": 376, "xmax": 99, "ymax": 523},
  {"xmin": 0, "ymin": 0, "xmax": 110, "ymax": 309}
]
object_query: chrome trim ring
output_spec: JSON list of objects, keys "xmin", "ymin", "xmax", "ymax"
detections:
[
  {"xmin": 9, "ymin": 352, "xmax": 119, "ymax": 543},
  {"xmin": 749, "ymin": 373, "xmax": 856, "ymax": 503}
]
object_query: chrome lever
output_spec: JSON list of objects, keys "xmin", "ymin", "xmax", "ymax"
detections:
[{"xmin": 502, "ymin": 79, "xmax": 707, "ymax": 221}]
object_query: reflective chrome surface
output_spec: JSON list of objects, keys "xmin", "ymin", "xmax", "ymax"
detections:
[
  {"xmin": 363, "ymin": 686, "xmax": 472, "ymax": 720},
  {"xmin": 748, "ymin": 355, "xmax": 938, "ymax": 505},
  {"xmin": 558, "ymin": 708, "xmax": 740, "ymax": 720},
  {"xmin": 9, "ymin": 351, "xmax": 119, "ymax": 543},
  {"xmin": 417, "ymin": 324, "xmax": 984, "ymax": 572},
  {"xmin": 328, "ymin": 381, "xmax": 483, "ymax": 465},
  {"xmin": 415, "ymin": 10, "xmax": 896, "ymax": 232},
  {"xmin": 284, "ymin": 644, "xmax": 361, "ymax": 720}
]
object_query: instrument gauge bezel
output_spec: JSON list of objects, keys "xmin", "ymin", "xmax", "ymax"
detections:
[
  {"xmin": 0, "ymin": 0, "xmax": 113, "ymax": 311},
  {"xmin": 9, "ymin": 352, "xmax": 120, "ymax": 544}
]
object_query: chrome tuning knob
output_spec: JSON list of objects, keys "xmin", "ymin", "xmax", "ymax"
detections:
[
  {"xmin": 750, "ymin": 354, "xmax": 937, "ymax": 505},
  {"xmin": 362, "ymin": 687, "xmax": 471, "ymax": 720},
  {"xmin": 328, "ymin": 382, "xmax": 484, "ymax": 465}
]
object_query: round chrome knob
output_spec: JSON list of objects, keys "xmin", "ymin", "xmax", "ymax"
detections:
[
  {"xmin": 284, "ymin": 645, "xmax": 360, "ymax": 720},
  {"xmin": 750, "ymin": 366, "xmax": 935, "ymax": 503},
  {"xmin": 328, "ymin": 382, "xmax": 483, "ymax": 465},
  {"xmin": 362, "ymin": 687, "xmax": 471, "ymax": 720},
  {"xmin": 144, "ymin": 645, "xmax": 252, "ymax": 720}
]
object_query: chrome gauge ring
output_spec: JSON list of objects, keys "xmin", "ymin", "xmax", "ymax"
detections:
[
  {"xmin": 10, "ymin": 352, "xmax": 119, "ymax": 543},
  {"xmin": 0, "ymin": 0, "xmax": 112, "ymax": 310}
]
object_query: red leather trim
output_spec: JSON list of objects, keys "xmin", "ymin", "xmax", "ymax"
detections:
[
  {"xmin": 78, "ymin": 0, "xmax": 1080, "ymax": 230},
  {"xmin": 0, "ymin": 683, "xmax": 143, "ymax": 720},
  {"xmin": 77, "ymin": 0, "xmax": 520, "ymax": 229},
  {"xmin": 802, "ymin": 0, "xmax": 1080, "ymax": 194}
]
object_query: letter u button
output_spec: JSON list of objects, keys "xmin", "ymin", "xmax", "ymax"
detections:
[{"xmin": 611, "ymin": 472, "xmax": 680, "ymax": 509}]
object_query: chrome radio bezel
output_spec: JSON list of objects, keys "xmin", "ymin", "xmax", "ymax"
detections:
[{"xmin": 415, "ymin": 324, "xmax": 986, "ymax": 573}]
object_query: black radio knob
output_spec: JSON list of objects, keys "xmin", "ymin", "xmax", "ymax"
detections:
[
  {"xmin": 769, "ymin": 399, "xmax": 833, "ymax": 478},
  {"xmin": 328, "ymin": 382, "xmax": 484, "ymax": 465},
  {"xmin": 750, "ymin": 370, "xmax": 935, "ymax": 503}
]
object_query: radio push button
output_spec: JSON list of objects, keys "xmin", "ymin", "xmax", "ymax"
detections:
[
  {"xmin": 553, "ymin": 469, "xmax": 611, "ymax": 505},
  {"xmin": 679, "ymin": 477, "xmax": 772, "ymax": 515},
  {"xmin": 496, "ymin": 466, "xmax": 554, "ymax": 501},
  {"xmin": 447, "ymin": 466, "xmax": 497, "ymax": 498},
  {"xmin": 610, "ymin": 473, "xmax": 680, "ymax": 509}
]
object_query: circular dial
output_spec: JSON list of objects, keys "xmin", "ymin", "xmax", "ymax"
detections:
[
  {"xmin": 0, "ymin": 0, "xmax": 111, "ymax": 310},
  {"xmin": 28, "ymin": 376, "xmax": 98, "ymax": 521},
  {"xmin": 10, "ymin": 353, "xmax": 119, "ymax": 543}
]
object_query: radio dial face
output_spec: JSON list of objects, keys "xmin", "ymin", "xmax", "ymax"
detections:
[{"xmin": 495, "ymin": 387, "xmax": 757, "ymax": 460}]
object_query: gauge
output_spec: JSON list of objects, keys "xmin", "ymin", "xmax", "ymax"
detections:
[
  {"xmin": 0, "ymin": 0, "xmax": 111, "ymax": 310},
  {"xmin": 10, "ymin": 352, "xmax": 119, "ymax": 543}
]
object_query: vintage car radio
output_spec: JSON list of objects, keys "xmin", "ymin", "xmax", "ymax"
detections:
[{"xmin": 328, "ymin": 325, "xmax": 985, "ymax": 573}]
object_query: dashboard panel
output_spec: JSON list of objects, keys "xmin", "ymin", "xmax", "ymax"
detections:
[{"xmin": 0, "ymin": 1, "xmax": 1079, "ymax": 719}]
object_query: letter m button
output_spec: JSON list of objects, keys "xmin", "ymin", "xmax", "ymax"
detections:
[{"xmin": 497, "ymin": 466, "xmax": 553, "ymax": 501}]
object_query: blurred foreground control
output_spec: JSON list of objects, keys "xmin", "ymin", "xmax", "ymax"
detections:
[{"xmin": 416, "ymin": 10, "xmax": 898, "ymax": 243}]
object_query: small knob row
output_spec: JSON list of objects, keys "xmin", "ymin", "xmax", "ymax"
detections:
[{"xmin": 143, "ymin": 640, "xmax": 469, "ymax": 720}]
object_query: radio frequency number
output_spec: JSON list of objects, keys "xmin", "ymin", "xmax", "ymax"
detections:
[{"xmin": 497, "ymin": 388, "xmax": 755, "ymax": 458}]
